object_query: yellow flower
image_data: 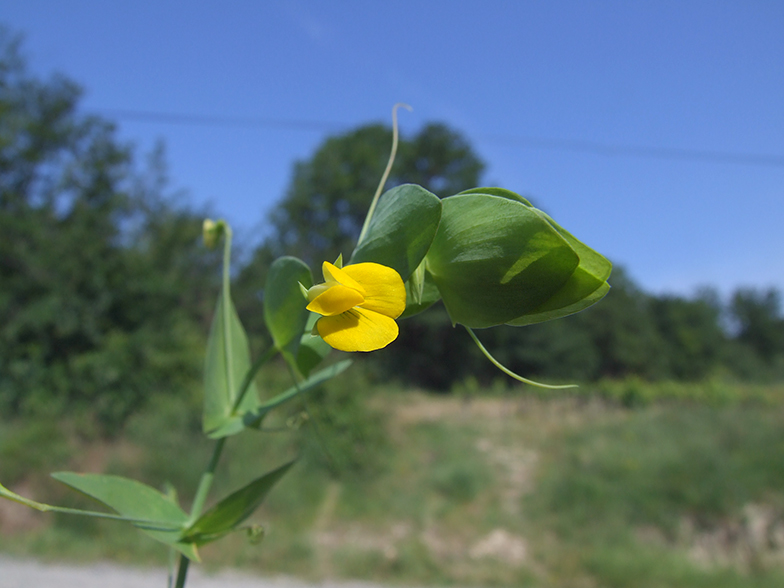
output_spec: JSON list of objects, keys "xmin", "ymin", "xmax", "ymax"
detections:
[{"xmin": 306, "ymin": 261, "xmax": 406, "ymax": 352}]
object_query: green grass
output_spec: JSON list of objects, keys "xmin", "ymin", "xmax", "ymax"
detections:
[
  {"xmin": 3, "ymin": 378, "xmax": 784, "ymax": 587},
  {"xmin": 532, "ymin": 405, "xmax": 784, "ymax": 534},
  {"xmin": 528, "ymin": 401, "xmax": 784, "ymax": 587}
]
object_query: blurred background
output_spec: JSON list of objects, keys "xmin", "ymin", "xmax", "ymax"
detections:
[{"xmin": 1, "ymin": 2, "xmax": 783, "ymax": 587}]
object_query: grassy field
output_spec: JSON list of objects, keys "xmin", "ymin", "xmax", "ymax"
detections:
[{"xmin": 2, "ymin": 374, "xmax": 784, "ymax": 587}]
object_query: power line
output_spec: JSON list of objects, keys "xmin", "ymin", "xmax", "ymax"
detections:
[
  {"xmin": 94, "ymin": 108, "xmax": 346, "ymax": 132},
  {"xmin": 93, "ymin": 108, "xmax": 784, "ymax": 168},
  {"xmin": 478, "ymin": 133, "xmax": 784, "ymax": 168}
]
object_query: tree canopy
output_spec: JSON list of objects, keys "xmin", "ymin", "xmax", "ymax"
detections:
[
  {"xmin": 264, "ymin": 122, "xmax": 484, "ymax": 268},
  {"xmin": 0, "ymin": 32, "xmax": 219, "ymax": 427}
]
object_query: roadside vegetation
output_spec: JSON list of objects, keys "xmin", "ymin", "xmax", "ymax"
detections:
[{"xmin": 3, "ymin": 371, "xmax": 784, "ymax": 588}]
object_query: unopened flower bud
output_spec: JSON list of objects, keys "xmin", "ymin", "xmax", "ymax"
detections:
[{"xmin": 202, "ymin": 219, "xmax": 223, "ymax": 249}]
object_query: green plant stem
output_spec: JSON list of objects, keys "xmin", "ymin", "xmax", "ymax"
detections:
[
  {"xmin": 173, "ymin": 223, "xmax": 236, "ymax": 587},
  {"xmin": 357, "ymin": 102, "xmax": 411, "ymax": 246},
  {"xmin": 0, "ymin": 484, "xmax": 182, "ymax": 529},
  {"xmin": 231, "ymin": 345, "xmax": 278, "ymax": 413},
  {"xmin": 465, "ymin": 326, "xmax": 578, "ymax": 390},
  {"xmin": 221, "ymin": 226, "xmax": 236, "ymax": 405},
  {"xmin": 175, "ymin": 436, "xmax": 227, "ymax": 588},
  {"xmin": 189, "ymin": 437, "xmax": 226, "ymax": 523},
  {"xmin": 174, "ymin": 555, "xmax": 190, "ymax": 588}
]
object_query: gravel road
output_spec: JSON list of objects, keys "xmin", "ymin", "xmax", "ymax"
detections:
[{"xmin": 0, "ymin": 557, "xmax": 389, "ymax": 588}]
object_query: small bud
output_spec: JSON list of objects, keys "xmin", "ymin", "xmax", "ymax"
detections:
[
  {"xmin": 246, "ymin": 525, "xmax": 265, "ymax": 545},
  {"xmin": 202, "ymin": 219, "xmax": 221, "ymax": 249}
]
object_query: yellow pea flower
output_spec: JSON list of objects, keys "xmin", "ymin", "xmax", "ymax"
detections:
[{"xmin": 306, "ymin": 261, "xmax": 406, "ymax": 352}]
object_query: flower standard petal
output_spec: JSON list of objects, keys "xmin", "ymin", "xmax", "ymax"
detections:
[
  {"xmin": 306, "ymin": 284, "xmax": 364, "ymax": 316},
  {"xmin": 341, "ymin": 263, "xmax": 406, "ymax": 319},
  {"xmin": 316, "ymin": 308, "xmax": 399, "ymax": 352}
]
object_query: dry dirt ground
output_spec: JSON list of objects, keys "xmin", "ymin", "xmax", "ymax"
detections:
[{"xmin": 0, "ymin": 557, "xmax": 394, "ymax": 588}]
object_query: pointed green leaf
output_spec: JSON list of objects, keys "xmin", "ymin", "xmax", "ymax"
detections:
[
  {"xmin": 1, "ymin": 481, "xmax": 180, "ymax": 524},
  {"xmin": 207, "ymin": 345, "xmax": 280, "ymax": 438},
  {"xmin": 459, "ymin": 186, "xmax": 535, "ymax": 207},
  {"xmin": 408, "ymin": 259, "xmax": 427, "ymax": 305},
  {"xmin": 182, "ymin": 461, "xmax": 294, "ymax": 545},
  {"xmin": 351, "ymin": 184, "xmax": 442, "ymax": 282},
  {"xmin": 203, "ymin": 293, "xmax": 260, "ymax": 435},
  {"xmin": 51, "ymin": 472, "xmax": 198, "ymax": 561},
  {"xmin": 206, "ymin": 417, "xmax": 247, "ymax": 440},
  {"xmin": 425, "ymin": 193, "xmax": 579, "ymax": 328},
  {"xmin": 263, "ymin": 256, "xmax": 313, "ymax": 366},
  {"xmin": 400, "ymin": 270, "xmax": 441, "ymax": 318}
]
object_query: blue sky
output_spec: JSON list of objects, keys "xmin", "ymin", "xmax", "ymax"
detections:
[{"xmin": 3, "ymin": 1, "xmax": 783, "ymax": 297}]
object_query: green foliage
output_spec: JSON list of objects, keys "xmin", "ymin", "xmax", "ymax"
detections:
[
  {"xmin": 425, "ymin": 191, "xmax": 611, "ymax": 328},
  {"xmin": 262, "ymin": 123, "xmax": 484, "ymax": 269},
  {"xmin": 426, "ymin": 193, "xmax": 577, "ymax": 326},
  {"xmin": 423, "ymin": 423, "xmax": 493, "ymax": 503},
  {"xmin": 532, "ymin": 405, "xmax": 784, "ymax": 533},
  {"xmin": 0, "ymin": 33, "xmax": 218, "ymax": 428},
  {"xmin": 731, "ymin": 288, "xmax": 784, "ymax": 365},
  {"xmin": 298, "ymin": 366, "xmax": 391, "ymax": 478},
  {"xmin": 527, "ymin": 402, "xmax": 784, "ymax": 587},
  {"xmin": 203, "ymin": 291, "xmax": 260, "ymax": 437},
  {"xmin": 51, "ymin": 471, "xmax": 198, "ymax": 560},
  {"xmin": 262, "ymin": 256, "xmax": 312, "ymax": 365},
  {"xmin": 11, "ymin": 390, "xmax": 784, "ymax": 587},
  {"xmin": 182, "ymin": 461, "xmax": 294, "ymax": 545},
  {"xmin": 650, "ymin": 290, "xmax": 726, "ymax": 379},
  {"xmin": 0, "ymin": 419, "xmax": 72, "ymax": 485},
  {"xmin": 351, "ymin": 183, "xmax": 441, "ymax": 284},
  {"xmin": 459, "ymin": 188, "xmax": 612, "ymax": 327}
]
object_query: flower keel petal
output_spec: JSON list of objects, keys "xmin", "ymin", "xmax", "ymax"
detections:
[
  {"xmin": 316, "ymin": 308, "xmax": 399, "ymax": 352},
  {"xmin": 307, "ymin": 284, "xmax": 364, "ymax": 316}
]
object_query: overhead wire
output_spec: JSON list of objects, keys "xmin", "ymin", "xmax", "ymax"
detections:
[{"xmin": 92, "ymin": 108, "xmax": 784, "ymax": 168}]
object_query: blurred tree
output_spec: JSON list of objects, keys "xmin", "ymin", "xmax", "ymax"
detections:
[
  {"xmin": 263, "ymin": 122, "xmax": 484, "ymax": 268},
  {"xmin": 235, "ymin": 121, "xmax": 485, "ymax": 343},
  {"xmin": 567, "ymin": 267, "xmax": 669, "ymax": 379},
  {"xmin": 729, "ymin": 287, "xmax": 784, "ymax": 365},
  {"xmin": 650, "ymin": 290, "xmax": 727, "ymax": 380},
  {"xmin": 488, "ymin": 317, "xmax": 602, "ymax": 383},
  {"xmin": 0, "ymin": 31, "xmax": 219, "ymax": 427}
]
